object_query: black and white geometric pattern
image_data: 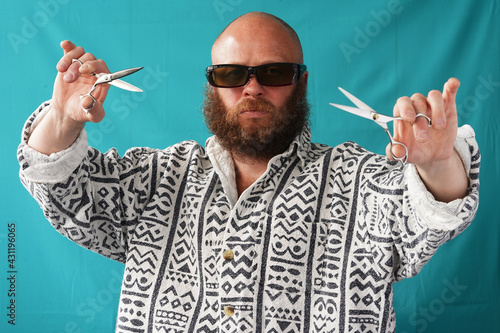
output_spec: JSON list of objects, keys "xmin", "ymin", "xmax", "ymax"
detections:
[{"xmin": 19, "ymin": 103, "xmax": 480, "ymax": 332}]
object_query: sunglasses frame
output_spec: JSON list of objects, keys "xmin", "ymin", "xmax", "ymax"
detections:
[{"xmin": 206, "ymin": 62, "xmax": 307, "ymax": 88}]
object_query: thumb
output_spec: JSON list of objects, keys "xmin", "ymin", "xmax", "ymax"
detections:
[
  {"xmin": 443, "ymin": 77, "xmax": 460, "ymax": 104},
  {"xmin": 81, "ymin": 95, "xmax": 105, "ymax": 123},
  {"xmin": 385, "ymin": 142, "xmax": 407, "ymax": 161}
]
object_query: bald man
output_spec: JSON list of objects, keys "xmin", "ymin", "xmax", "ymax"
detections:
[{"xmin": 19, "ymin": 12, "xmax": 479, "ymax": 333}]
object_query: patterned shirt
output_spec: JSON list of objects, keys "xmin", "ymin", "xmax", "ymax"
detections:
[{"xmin": 18, "ymin": 102, "xmax": 480, "ymax": 333}]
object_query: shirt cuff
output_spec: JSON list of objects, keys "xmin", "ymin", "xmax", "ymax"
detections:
[
  {"xmin": 18, "ymin": 102, "xmax": 89, "ymax": 184},
  {"xmin": 405, "ymin": 125, "xmax": 477, "ymax": 230}
]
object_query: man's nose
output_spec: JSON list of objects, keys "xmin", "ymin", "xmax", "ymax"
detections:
[{"xmin": 243, "ymin": 75, "xmax": 265, "ymax": 97}]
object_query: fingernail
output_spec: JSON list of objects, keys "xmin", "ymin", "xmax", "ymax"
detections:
[
  {"xmin": 434, "ymin": 118, "xmax": 445, "ymax": 128},
  {"xmin": 64, "ymin": 72, "xmax": 74, "ymax": 81},
  {"xmin": 405, "ymin": 110, "xmax": 414, "ymax": 118},
  {"xmin": 418, "ymin": 130, "xmax": 429, "ymax": 141},
  {"xmin": 57, "ymin": 61, "xmax": 67, "ymax": 71}
]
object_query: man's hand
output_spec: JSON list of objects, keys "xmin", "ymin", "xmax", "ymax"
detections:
[
  {"xmin": 52, "ymin": 40, "xmax": 110, "ymax": 123},
  {"xmin": 388, "ymin": 78, "xmax": 468, "ymax": 202},
  {"xmin": 28, "ymin": 41, "xmax": 111, "ymax": 154}
]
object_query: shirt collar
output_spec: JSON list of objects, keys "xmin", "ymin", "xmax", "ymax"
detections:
[
  {"xmin": 204, "ymin": 126, "xmax": 312, "ymax": 207},
  {"xmin": 286, "ymin": 124, "xmax": 312, "ymax": 168}
]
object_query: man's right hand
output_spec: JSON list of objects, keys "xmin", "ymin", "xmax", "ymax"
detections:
[
  {"xmin": 28, "ymin": 41, "xmax": 111, "ymax": 155},
  {"xmin": 53, "ymin": 40, "xmax": 111, "ymax": 123}
]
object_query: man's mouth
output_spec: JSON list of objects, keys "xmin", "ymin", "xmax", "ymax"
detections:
[{"xmin": 239, "ymin": 109, "xmax": 271, "ymax": 118}]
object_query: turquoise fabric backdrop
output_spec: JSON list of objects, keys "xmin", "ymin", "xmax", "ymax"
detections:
[{"xmin": 1, "ymin": 0, "xmax": 498, "ymax": 332}]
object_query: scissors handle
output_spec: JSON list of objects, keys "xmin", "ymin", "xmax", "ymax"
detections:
[
  {"xmin": 79, "ymin": 88, "xmax": 98, "ymax": 114},
  {"xmin": 415, "ymin": 113, "xmax": 432, "ymax": 126},
  {"xmin": 391, "ymin": 113, "xmax": 432, "ymax": 126},
  {"xmin": 384, "ymin": 128, "xmax": 409, "ymax": 163}
]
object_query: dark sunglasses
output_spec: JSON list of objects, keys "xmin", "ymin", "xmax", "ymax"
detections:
[{"xmin": 206, "ymin": 63, "xmax": 307, "ymax": 88}]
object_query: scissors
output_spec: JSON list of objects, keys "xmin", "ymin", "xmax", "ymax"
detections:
[
  {"xmin": 71, "ymin": 59, "xmax": 143, "ymax": 113},
  {"xmin": 330, "ymin": 87, "xmax": 432, "ymax": 163}
]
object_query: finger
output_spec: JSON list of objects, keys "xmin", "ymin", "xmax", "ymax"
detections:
[
  {"xmin": 443, "ymin": 77, "xmax": 460, "ymax": 108},
  {"xmin": 81, "ymin": 95, "xmax": 95, "ymax": 111},
  {"xmin": 408, "ymin": 92, "xmax": 434, "ymax": 143},
  {"xmin": 394, "ymin": 96, "xmax": 416, "ymax": 121},
  {"xmin": 59, "ymin": 48, "xmax": 86, "ymax": 77},
  {"xmin": 385, "ymin": 143, "xmax": 393, "ymax": 160},
  {"xmin": 427, "ymin": 89, "xmax": 446, "ymax": 130},
  {"xmin": 385, "ymin": 142, "xmax": 406, "ymax": 161},
  {"xmin": 392, "ymin": 97, "xmax": 410, "ymax": 143},
  {"xmin": 63, "ymin": 52, "xmax": 96, "ymax": 83},
  {"xmin": 83, "ymin": 99, "xmax": 106, "ymax": 123},
  {"xmin": 393, "ymin": 96, "xmax": 415, "ymax": 143},
  {"xmin": 60, "ymin": 40, "xmax": 76, "ymax": 54},
  {"xmin": 410, "ymin": 93, "xmax": 432, "ymax": 142},
  {"xmin": 410, "ymin": 93, "xmax": 428, "ymax": 122},
  {"xmin": 57, "ymin": 41, "xmax": 84, "ymax": 72},
  {"xmin": 79, "ymin": 59, "xmax": 109, "ymax": 75}
]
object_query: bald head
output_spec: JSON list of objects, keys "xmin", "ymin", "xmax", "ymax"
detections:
[{"xmin": 211, "ymin": 12, "xmax": 304, "ymax": 65}]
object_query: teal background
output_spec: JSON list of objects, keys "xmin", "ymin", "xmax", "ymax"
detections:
[{"xmin": 1, "ymin": 0, "xmax": 499, "ymax": 332}]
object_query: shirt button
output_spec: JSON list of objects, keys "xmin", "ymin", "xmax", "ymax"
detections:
[
  {"xmin": 222, "ymin": 249, "xmax": 234, "ymax": 261},
  {"xmin": 224, "ymin": 305, "xmax": 235, "ymax": 317}
]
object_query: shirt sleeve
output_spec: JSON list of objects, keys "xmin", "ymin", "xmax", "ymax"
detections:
[
  {"xmin": 18, "ymin": 101, "xmax": 90, "ymax": 184},
  {"xmin": 18, "ymin": 102, "xmax": 167, "ymax": 263},
  {"xmin": 404, "ymin": 125, "xmax": 480, "ymax": 230},
  {"xmin": 361, "ymin": 125, "xmax": 480, "ymax": 281}
]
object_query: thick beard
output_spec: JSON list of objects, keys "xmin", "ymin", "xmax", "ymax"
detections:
[{"xmin": 203, "ymin": 80, "xmax": 310, "ymax": 161}]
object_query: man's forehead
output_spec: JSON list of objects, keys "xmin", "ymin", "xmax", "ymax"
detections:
[
  {"xmin": 211, "ymin": 15, "xmax": 303, "ymax": 64},
  {"xmin": 212, "ymin": 42, "xmax": 297, "ymax": 66}
]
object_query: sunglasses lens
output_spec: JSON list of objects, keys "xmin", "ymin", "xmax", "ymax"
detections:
[
  {"xmin": 211, "ymin": 66, "xmax": 247, "ymax": 87},
  {"xmin": 257, "ymin": 64, "xmax": 296, "ymax": 86},
  {"xmin": 208, "ymin": 63, "xmax": 304, "ymax": 87}
]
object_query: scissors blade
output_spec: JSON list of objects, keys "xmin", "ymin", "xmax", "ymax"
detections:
[
  {"xmin": 329, "ymin": 103, "xmax": 377, "ymax": 121},
  {"xmin": 109, "ymin": 67, "xmax": 143, "ymax": 81},
  {"xmin": 94, "ymin": 67, "xmax": 144, "ymax": 91},
  {"xmin": 338, "ymin": 87, "xmax": 376, "ymax": 112},
  {"xmin": 107, "ymin": 79, "xmax": 143, "ymax": 92}
]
